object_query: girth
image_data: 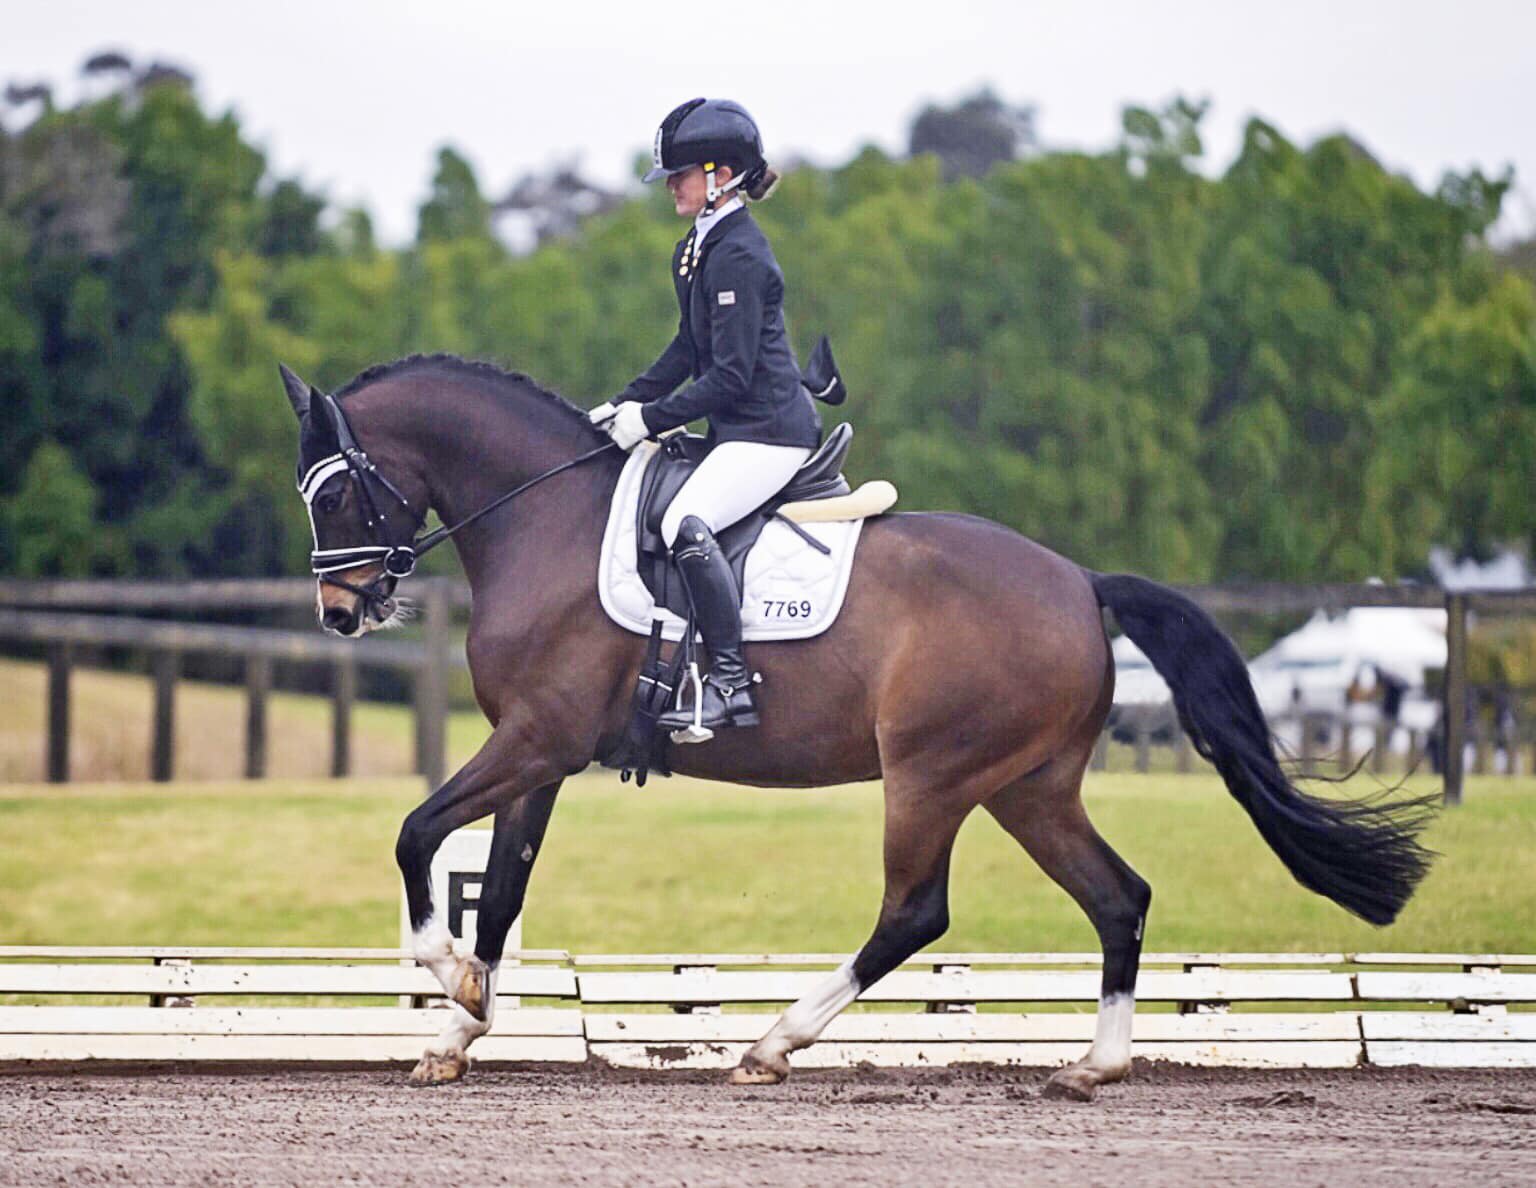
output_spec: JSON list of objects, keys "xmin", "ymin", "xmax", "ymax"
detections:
[{"xmin": 634, "ymin": 423, "xmax": 853, "ymax": 619}]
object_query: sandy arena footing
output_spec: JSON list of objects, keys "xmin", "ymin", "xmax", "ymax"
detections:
[{"xmin": 2, "ymin": 1062, "xmax": 1534, "ymax": 1186}]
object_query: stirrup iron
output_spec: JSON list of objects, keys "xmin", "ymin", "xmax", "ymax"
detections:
[{"xmin": 670, "ymin": 661, "xmax": 714, "ymax": 745}]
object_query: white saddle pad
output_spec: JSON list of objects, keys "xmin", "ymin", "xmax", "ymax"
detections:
[{"xmin": 597, "ymin": 442, "xmax": 865, "ymax": 642}]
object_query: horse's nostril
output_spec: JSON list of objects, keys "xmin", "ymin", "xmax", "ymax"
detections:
[{"xmin": 322, "ymin": 605, "xmax": 356, "ymax": 632}]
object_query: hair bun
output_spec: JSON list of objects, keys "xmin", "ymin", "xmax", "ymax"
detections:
[{"xmin": 744, "ymin": 167, "xmax": 780, "ymax": 202}]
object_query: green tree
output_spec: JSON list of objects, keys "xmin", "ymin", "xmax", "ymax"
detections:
[
  {"xmin": 257, "ymin": 178, "xmax": 326, "ymax": 258},
  {"xmin": 1197, "ymin": 119, "xmax": 1513, "ymax": 579},
  {"xmin": 0, "ymin": 72, "xmax": 269, "ymax": 574},
  {"xmin": 6, "ymin": 60, "xmax": 1534, "ymax": 589},
  {"xmin": 1369, "ymin": 273, "xmax": 1536, "ymax": 566},
  {"xmin": 170, "ymin": 251, "xmax": 320, "ymax": 572},
  {"xmin": 908, "ymin": 87, "xmax": 1035, "ymax": 180},
  {"xmin": 0, "ymin": 440, "xmax": 115, "ymax": 575},
  {"xmin": 416, "ymin": 147, "xmax": 494, "ymax": 245}
]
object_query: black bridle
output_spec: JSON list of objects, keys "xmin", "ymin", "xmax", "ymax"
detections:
[{"xmin": 300, "ymin": 392, "xmax": 617, "ymax": 614}]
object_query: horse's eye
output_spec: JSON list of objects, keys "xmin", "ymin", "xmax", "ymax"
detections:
[{"xmin": 317, "ymin": 490, "xmax": 344, "ymax": 514}]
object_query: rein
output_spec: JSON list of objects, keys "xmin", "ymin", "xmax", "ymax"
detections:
[
  {"xmin": 301, "ymin": 391, "xmax": 617, "ymax": 609},
  {"xmin": 405, "ymin": 441, "xmax": 621, "ymax": 568}
]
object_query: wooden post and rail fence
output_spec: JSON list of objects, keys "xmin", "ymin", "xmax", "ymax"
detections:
[
  {"xmin": 0, "ymin": 577, "xmax": 464, "ymax": 790},
  {"xmin": 2, "ymin": 579, "xmax": 1534, "ymax": 804},
  {"xmin": 1, "ymin": 948, "xmax": 1533, "ymax": 1068}
]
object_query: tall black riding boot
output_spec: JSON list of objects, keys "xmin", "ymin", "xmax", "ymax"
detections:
[{"xmin": 658, "ymin": 515, "xmax": 759, "ymax": 739}]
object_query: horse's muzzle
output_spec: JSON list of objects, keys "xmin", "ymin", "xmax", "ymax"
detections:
[
  {"xmin": 322, "ymin": 603, "xmax": 363, "ymax": 635},
  {"xmin": 316, "ymin": 566, "xmax": 396, "ymax": 636}
]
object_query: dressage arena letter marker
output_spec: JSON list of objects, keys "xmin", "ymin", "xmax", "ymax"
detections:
[{"xmin": 447, "ymin": 873, "xmax": 480, "ymax": 939}]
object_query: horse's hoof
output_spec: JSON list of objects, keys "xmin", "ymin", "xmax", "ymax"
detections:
[
  {"xmin": 1042, "ymin": 1067, "xmax": 1098, "ymax": 1102},
  {"xmin": 729, "ymin": 1051, "xmax": 789, "ymax": 1085},
  {"xmin": 451, "ymin": 956, "xmax": 491, "ymax": 1022},
  {"xmin": 408, "ymin": 1048, "xmax": 469, "ymax": 1087}
]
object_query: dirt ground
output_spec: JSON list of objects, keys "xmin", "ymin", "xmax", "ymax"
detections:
[{"xmin": 2, "ymin": 1062, "xmax": 1534, "ymax": 1186}]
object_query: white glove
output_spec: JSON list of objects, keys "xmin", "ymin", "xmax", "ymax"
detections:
[
  {"xmin": 588, "ymin": 401, "xmax": 619, "ymax": 425},
  {"xmin": 606, "ymin": 401, "xmax": 652, "ymax": 451}
]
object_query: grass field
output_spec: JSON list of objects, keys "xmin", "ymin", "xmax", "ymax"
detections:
[{"xmin": 2, "ymin": 770, "xmax": 1533, "ymax": 955}]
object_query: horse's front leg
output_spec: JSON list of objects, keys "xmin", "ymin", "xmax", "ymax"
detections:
[
  {"xmin": 395, "ymin": 728, "xmax": 568, "ymax": 1086},
  {"xmin": 452, "ymin": 782, "xmax": 562, "ymax": 1018}
]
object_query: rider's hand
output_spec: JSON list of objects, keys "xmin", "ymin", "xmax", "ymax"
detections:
[
  {"xmin": 588, "ymin": 400, "xmax": 619, "ymax": 425},
  {"xmin": 606, "ymin": 401, "xmax": 651, "ymax": 451}
]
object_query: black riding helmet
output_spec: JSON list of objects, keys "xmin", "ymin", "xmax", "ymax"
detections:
[{"xmin": 644, "ymin": 98, "xmax": 767, "ymax": 202}]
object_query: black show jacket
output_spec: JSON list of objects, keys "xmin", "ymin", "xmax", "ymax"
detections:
[{"xmin": 616, "ymin": 207, "xmax": 822, "ymax": 449}]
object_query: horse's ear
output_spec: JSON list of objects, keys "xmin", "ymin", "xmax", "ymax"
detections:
[{"xmin": 279, "ymin": 364, "xmax": 311, "ymax": 421}]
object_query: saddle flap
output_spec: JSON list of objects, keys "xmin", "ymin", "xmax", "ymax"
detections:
[
  {"xmin": 601, "ymin": 442, "xmax": 869, "ymax": 645},
  {"xmin": 638, "ymin": 435, "xmax": 709, "ymax": 543},
  {"xmin": 632, "ymin": 423, "xmax": 858, "ymax": 619}
]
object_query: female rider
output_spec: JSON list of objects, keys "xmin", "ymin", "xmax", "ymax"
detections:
[{"xmin": 588, "ymin": 98, "xmax": 822, "ymax": 739}]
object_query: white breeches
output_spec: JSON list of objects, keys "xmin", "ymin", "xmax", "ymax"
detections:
[{"xmin": 660, "ymin": 440, "xmax": 813, "ymax": 548}]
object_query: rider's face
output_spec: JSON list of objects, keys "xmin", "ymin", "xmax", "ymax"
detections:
[{"xmin": 666, "ymin": 164, "xmax": 733, "ymax": 218}]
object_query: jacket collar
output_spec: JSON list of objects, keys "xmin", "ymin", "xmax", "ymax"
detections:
[
  {"xmin": 679, "ymin": 204, "xmax": 748, "ymax": 254},
  {"xmin": 693, "ymin": 196, "xmax": 744, "ymax": 247}
]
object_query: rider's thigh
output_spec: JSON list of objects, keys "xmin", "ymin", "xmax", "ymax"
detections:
[{"xmin": 661, "ymin": 441, "xmax": 812, "ymax": 547}]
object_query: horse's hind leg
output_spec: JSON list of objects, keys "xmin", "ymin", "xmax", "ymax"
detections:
[
  {"xmin": 732, "ymin": 786, "xmax": 972, "ymax": 1084},
  {"xmin": 985, "ymin": 761, "xmax": 1151, "ymax": 1102}
]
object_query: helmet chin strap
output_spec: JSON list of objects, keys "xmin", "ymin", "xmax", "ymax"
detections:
[{"xmin": 703, "ymin": 161, "xmax": 745, "ymax": 213}]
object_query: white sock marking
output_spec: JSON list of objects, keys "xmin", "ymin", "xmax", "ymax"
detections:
[
  {"xmin": 433, "ymin": 965, "xmax": 497, "ymax": 1053},
  {"xmin": 1087, "ymin": 992, "xmax": 1135, "ymax": 1073},
  {"xmin": 756, "ymin": 960, "xmax": 860, "ymax": 1060},
  {"xmin": 411, "ymin": 915, "xmax": 459, "ymax": 994}
]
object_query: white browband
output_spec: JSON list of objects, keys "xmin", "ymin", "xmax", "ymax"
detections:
[
  {"xmin": 300, "ymin": 453, "xmax": 357, "ymax": 559},
  {"xmin": 298, "ymin": 454, "xmax": 350, "ymax": 505}
]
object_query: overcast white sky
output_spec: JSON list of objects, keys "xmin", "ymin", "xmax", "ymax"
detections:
[{"xmin": 7, "ymin": 0, "xmax": 1534, "ymax": 244}]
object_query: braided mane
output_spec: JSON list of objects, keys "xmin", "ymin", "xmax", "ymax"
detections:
[{"xmin": 333, "ymin": 354, "xmax": 592, "ymax": 428}]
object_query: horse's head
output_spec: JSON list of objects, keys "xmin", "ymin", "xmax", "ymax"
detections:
[{"xmin": 281, "ymin": 364, "xmax": 423, "ymax": 637}]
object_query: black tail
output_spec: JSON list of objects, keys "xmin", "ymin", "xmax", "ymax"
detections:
[{"xmin": 1091, "ymin": 572, "xmax": 1436, "ymax": 926}]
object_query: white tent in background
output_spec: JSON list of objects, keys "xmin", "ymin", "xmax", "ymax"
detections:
[
  {"xmin": 1111, "ymin": 604, "xmax": 1447, "ymax": 757},
  {"xmin": 1113, "ymin": 605, "xmax": 1447, "ymax": 712},
  {"xmin": 1107, "ymin": 634, "xmax": 1179, "ymax": 746},
  {"xmin": 1110, "ymin": 634, "xmax": 1170, "ymax": 707},
  {"xmin": 1248, "ymin": 607, "xmax": 1445, "ymax": 704},
  {"xmin": 1429, "ymin": 547, "xmax": 1529, "ymax": 591},
  {"xmin": 1108, "ymin": 594, "xmax": 1450, "ymax": 766},
  {"xmin": 1247, "ymin": 606, "xmax": 1446, "ymax": 751}
]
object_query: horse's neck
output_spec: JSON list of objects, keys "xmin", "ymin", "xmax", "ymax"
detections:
[
  {"xmin": 355, "ymin": 376, "xmax": 583, "ymax": 518},
  {"xmin": 359, "ymin": 374, "xmax": 618, "ymax": 592},
  {"xmin": 452, "ymin": 452, "xmax": 618, "ymax": 596}
]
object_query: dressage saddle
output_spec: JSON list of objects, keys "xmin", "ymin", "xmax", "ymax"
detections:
[{"xmin": 634, "ymin": 422, "xmax": 854, "ymax": 619}]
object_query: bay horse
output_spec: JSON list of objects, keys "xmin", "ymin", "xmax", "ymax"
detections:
[{"xmin": 281, "ymin": 355, "xmax": 1433, "ymax": 1099}]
